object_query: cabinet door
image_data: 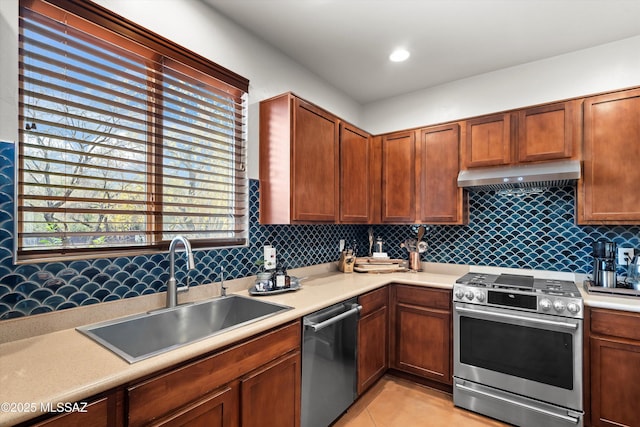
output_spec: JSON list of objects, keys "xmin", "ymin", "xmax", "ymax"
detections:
[
  {"xmin": 391, "ymin": 286, "xmax": 452, "ymax": 385},
  {"xmin": 381, "ymin": 131, "xmax": 415, "ymax": 223},
  {"xmin": 417, "ymin": 123, "xmax": 466, "ymax": 224},
  {"xmin": 340, "ymin": 123, "xmax": 371, "ymax": 223},
  {"xmin": 517, "ymin": 101, "xmax": 576, "ymax": 163},
  {"xmin": 292, "ymin": 99, "xmax": 339, "ymax": 222},
  {"xmin": 580, "ymin": 88, "xmax": 640, "ymax": 224},
  {"xmin": 463, "ymin": 113, "xmax": 512, "ymax": 168},
  {"xmin": 152, "ymin": 386, "xmax": 238, "ymax": 427},
  {"xmin": 590, "ymin": 337, "xmax": 640, "ymax": 427},
  {"xmin": 394, "ymin": 304, "xmax": 451, "ymax": 384},
  {"xmin": 358, "ymin": 306, "xmax": 388, "ymax": 394},
  {"xmin": 358, "ymin": 287, "xmax": 389, "ymax": 394},
  {"xmin": 29, "ymin": 391, "xmax": 123, "ymax": 427},
  {"xmin": 241, "ymin": 351, "xmax": 301, "ymax": 427}
]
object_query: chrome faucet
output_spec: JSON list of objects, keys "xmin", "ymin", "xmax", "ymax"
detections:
[
  {"xmin": 220, "ymin": 266, "xmax": 227, "ymax": 297},
  {"xmin": 166, "ymin": 235, "xmax": 195, "ymax": 308}
]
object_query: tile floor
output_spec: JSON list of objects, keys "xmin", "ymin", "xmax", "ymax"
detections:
[{"xmin": 333, "ymin": 376, "xmax": 511, "ymax": 427}]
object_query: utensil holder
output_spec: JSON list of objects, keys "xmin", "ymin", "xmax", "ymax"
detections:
[{"xmin": 409, "ymin": 251, "xmax": 421, "ymax": 272}]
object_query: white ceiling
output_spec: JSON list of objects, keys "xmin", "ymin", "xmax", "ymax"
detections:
[{"xmin": 204, "ymin": 0, "xmax": 640, "ymax": 104}]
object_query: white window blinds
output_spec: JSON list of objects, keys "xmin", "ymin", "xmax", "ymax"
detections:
[{"xmin": 17, "ymin": 0, "xmax": 248, "ymax": 262}]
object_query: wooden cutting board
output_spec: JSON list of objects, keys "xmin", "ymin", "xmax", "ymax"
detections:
[
  {"xmin": 354, "ymin": 264, "xmax": 407, "ymax": 273},
  {"xmin": 355, "ymin": 257, "xmax": 405, "ymax": 265}
]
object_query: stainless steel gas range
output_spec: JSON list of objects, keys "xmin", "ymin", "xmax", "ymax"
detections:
[{"xmin": 453, "ymin": 272, "xmax": 584, "ymax": 427}]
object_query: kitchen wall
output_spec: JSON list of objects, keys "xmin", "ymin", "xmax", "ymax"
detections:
[
  {"xmin": 0, "ymin": 141, "xmax": 364, "ymax": 319},
  {"xmin": 0, "ymin": 0, "xmax": 362, "ymax": 181},
  {"xmin": 362, "ymin": 35, "xmax": 640, "ymax": 135},
  {"xmin": 2, "ymin": 1, "xmax": 640, "ymax": 321}
]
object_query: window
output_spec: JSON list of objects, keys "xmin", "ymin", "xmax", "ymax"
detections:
[{"xmin": 17, "ymin": 0, "xmax": 249, "ymax": 262}]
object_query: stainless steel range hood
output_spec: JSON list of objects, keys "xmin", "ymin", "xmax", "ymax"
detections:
[{"xmin": 457, "ymin": 160, "xmax": 581, "ymax": 192}]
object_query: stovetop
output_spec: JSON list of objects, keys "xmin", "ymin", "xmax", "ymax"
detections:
[
  {"xmin": 454, "ymin": 272, "xmax": 583, "ymax": 318},
  {"xmin": 456, "ymin": 272, "xmax": 581, "ymax": 297}
]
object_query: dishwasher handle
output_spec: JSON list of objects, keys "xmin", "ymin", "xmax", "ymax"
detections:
[{"xmin": 305, "ymin": 304, "xmax": 362, "ymax": 332}]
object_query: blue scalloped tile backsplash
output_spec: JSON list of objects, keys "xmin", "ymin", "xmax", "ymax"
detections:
[{"xmin": 1, "ymin": 139, "xmax": 639, "ymax": 319}]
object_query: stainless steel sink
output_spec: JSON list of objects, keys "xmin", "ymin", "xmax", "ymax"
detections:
[{"xmin": 77, "ymin": 295, "xmax": 292, "ymax": 363}]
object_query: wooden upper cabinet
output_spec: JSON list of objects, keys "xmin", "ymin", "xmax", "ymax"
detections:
[
  {"xmin": 381, "ymin": 131, "xmax": 415, "ymax": 223},
  {"xmin": 463, "ymin": 113, "xmax": 512, "ymax": 168},
  {"xmin": 292, "ymin": 99, "xmax": 339, "ymax": 222},
  {"xmin": 259, "ymin": 93, "xmax": 339, "ymax": 223},
  {"xmin": 463, "ymin": 101, "xmax": 578, "ymax": 169},
  {"xmin": 369, "ymin": 136, "xmax": 383, "ymax": 224},
  {"xmin": 517, "ymin": 101, "xmax": 577, "ymax": 163},
  {"xmin": 259, "ymin": 93, "xmax": 371, "ymax": 224},
  {"xmin": 340, "ymin": 123, "xmax": 372, "ymax": 223},
  {"xmin": 417, "ymin": 123, "xmax": 467, "ymax": 224},
  {"xmin": 579, "ymin": 88, "xmax": 640, "ymax": 224}
]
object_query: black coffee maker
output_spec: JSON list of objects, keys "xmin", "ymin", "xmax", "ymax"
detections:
[{"xmin": 592, "ymin": 239, "xmax": 617, "ymax": 288}]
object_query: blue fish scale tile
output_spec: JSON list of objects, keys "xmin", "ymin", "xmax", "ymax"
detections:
[{"xmin": 2, "ymin": 136, "xmax": 640, "ymax": 318}]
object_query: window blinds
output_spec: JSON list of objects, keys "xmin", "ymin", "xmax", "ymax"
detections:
[{"xmin": 17, "ymin": 0, "xmax": 248, "ymax": 261}]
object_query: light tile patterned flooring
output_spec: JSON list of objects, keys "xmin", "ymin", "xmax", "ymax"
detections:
[{"xmin": 333, "ymin": 376, "xmax": 511, "ymax": 427}]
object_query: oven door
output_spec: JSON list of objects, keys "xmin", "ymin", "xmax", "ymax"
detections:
[{"xmin": 453, "ymin": 302, "xmax": 582, "ymax": 411}]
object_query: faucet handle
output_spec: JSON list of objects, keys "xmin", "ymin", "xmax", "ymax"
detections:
[{"xmin": 177, "ymin": 275, "xmax": 190, "ymax": 293}]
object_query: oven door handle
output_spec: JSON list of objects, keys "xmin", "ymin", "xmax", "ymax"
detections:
[
  {"xmin": 455, "ymin": 306, "xmax": 579, "ymax": 330},
  {"xmin": 455, "ymin": 382, "xmax": 581, "ymax": 424}
]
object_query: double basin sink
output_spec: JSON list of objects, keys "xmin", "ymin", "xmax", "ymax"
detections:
[{"xmin": 77, "ymin": 295, "xmax": 292, "ymax": 363}]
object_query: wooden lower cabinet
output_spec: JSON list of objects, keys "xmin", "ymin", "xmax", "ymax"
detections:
[
  {"xmin": 127, "ymin": 321, "xmax": 300, "ymax": 427},
  {"xmin": 22, "ymin": 390, "xmax": 124, "ymax": 427},
  {"xmin": 587, "ymin": 308, "xmax": 640, "ymax": 427},
  {"xmin": 152, "ymin": 385, "xmax": 238, "ymax": 427},
  {"xmin": 241, "ymin": 351, "xmax": 301, "ymax": 427},
  {"xmin": 390, "ymin": 285, "xmax": 452, "ymax": 386},
  {"xmin": 357, "ymin": 286, "xmax": 389, "ymax": 394}
]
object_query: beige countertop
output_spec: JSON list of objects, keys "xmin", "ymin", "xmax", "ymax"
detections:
[
  {"xmin": 1, "ymin": 262, "xmax": 639, "ymax": 426},
  {"xmin": 0, "ymin": 265, "xmax": 460, "ymax": 426}
]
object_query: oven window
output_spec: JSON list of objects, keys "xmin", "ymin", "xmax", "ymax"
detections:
[{"xmin": 460, "ymin": 317, "xmax": 573, "ymax": 390}]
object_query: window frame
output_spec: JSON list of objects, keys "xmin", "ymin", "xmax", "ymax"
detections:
[{"xmin": 16, "ymin": 0, "xmax": 249, "ymax": 263}]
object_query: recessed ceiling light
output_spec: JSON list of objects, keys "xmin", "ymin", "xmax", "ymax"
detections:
[{"xmin": 389, "ymin": 48, "xmax": 410, "ymax": 62}]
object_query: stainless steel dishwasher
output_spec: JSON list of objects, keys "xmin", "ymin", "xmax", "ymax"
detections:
[{"xmin": 301, "ymin": 297, "xmax": 361, "ymax": 427}]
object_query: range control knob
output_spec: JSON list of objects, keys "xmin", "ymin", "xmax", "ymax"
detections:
[
  {"xmin": 539, "ymin": 298, "xmax": 552, "ymax": 311},
  {"xmin": 474, "ymin": 291, "xmax": 486, "ymax": 302},
  {"xmin": 567, "ymin": 302, "xmax": 581, "ymax": 315},
  {"xmin": 553, "ymin": 300, "xmax": 566, "ymax": 313},
  {"xmin": 465, "ymin": 290, "xmax": 475, "ymax": 301},
  {"xmin": 454, "ymin": 287, "xmax": 465, "ymax": 300}
]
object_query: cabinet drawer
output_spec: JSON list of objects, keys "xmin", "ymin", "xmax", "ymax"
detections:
[
  {"xmin": 359, "ymin": 286, "xmax": 388, "ymax": 316},
  {"xmin": 394, "ymin": 285, "xmax": 451, "ymax": 311},
  {"xmin": 590, "ymin": 308, "xmax": 640, "ymax": 341},
  {"xmin": 128, "ymin": 321, "xmax": 300, "ymax": 427}
]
